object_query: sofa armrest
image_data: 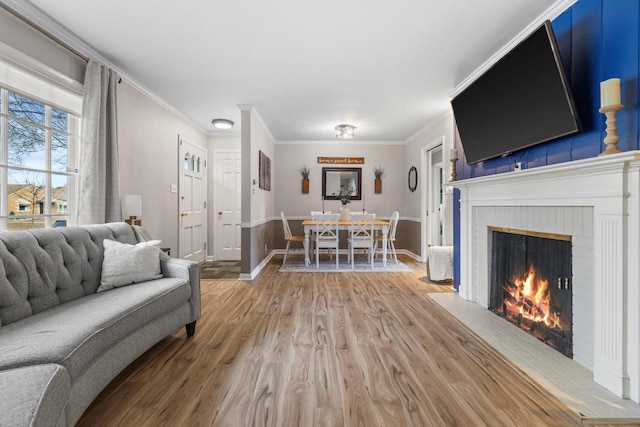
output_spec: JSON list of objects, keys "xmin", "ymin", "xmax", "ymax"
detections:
[
  {"xmin": 0, "ymin": 364, "xmax": 70, "ymax": 427},
  {"xmin": 160, "ymin": 258, "xmax": 201, "ymax": 323}
]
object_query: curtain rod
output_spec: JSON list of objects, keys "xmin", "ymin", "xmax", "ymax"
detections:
[{"xmin": 0, "ymin": 3, "xmax": 89, "ymax": 63}]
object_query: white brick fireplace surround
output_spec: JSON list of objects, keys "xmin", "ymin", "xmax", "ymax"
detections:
[{"xmin": 451, "ymin": 151, "xmax": 640, "ymax": 403}]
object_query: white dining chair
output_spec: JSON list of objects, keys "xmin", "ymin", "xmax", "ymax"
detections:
[
  {"xmin": 314, "ymin": 213, "xmax": 340, "ymax": 268},
  {"xmin": 348, "ymin": 213, "xmax": 376, "ymax": 269},
  {"xmin": 281, "ymin": 211, "xmax": 306, "ymax": 264},
  {"xmin": 309, "ymin": 211, "xmax": 332, "ymax": 259},
  {"xmin": 374, "ymin": 210, "xmax": 399, "ymax": 264}
]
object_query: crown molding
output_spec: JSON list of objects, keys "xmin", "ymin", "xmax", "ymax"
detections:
[
  {"xmin": 449, "ymin": 0, "xmax": 578, "ymax": 98},
  {"xmin": 235, "ymin": 103, "xmax": 277, "ymax": 143},
  {"xmin": 405, "ymin": 109, "xmax": 453, "ymax": 143},
  {"xmin": 237, "ymin": 104, "xmax": 253, "ymax": 112},
  {"xmin": 250, "ymin": 107, "xmax": 277, "ymax": 143},
  {"xmin": 0, "ymin": 0, "xmax": 208, "ymax": 134}
]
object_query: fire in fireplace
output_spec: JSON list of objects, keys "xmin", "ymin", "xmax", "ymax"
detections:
[
  {"xmin": 489, "ymin": 228, "xmax": 572, "ymax": 358},
  {"xmin": 503, "ymin": 264, "xmax": 562, "ymax": 329}
]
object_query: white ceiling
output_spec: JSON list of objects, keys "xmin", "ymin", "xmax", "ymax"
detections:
[{"xmin": 22, "ymin": 0, "xmax": 560, "ymax": 141}]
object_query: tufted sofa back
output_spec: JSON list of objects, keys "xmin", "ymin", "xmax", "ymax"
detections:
[{"xmin": 0, "ymin": 222, "xmax": 142, "ymax": 327}]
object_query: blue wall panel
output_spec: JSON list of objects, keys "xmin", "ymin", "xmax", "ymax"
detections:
[
  {"xmin": 602, "ymin": 0, "xmax": 639, "ymax": 152},
  {"xmin": 568, "ymin": 0, "xmax": 602, "ymax": 159}
]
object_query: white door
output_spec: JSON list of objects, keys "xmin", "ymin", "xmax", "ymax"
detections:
[
  {"xmin": 214, "ymin": 150, "xmax": 241, "ymax": 260},
  {"xmin": 179, "ymin": 139, "xmax": 207, "ymax": 262},
  {"xmin": 422, "ymin": 143, "xmax": 444, "ymax": 254},
  {"xmin": 428, "ymin": 154, "xmax": 444, "ymax": 247}
]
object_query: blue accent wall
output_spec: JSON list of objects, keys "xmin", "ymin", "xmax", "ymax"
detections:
[{"xmin": 452, "ymin": 0, "xmax": 640, "ymax": 288}]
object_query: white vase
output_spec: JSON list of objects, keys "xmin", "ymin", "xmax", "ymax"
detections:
[{"xmin": 339, "ymin": 206, "xmax": 350, "ymax": 222}]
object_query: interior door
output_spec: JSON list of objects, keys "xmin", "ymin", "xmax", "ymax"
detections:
[
  {"xmin": 426, "ymin": 146, "xmax": 444, "ymax": 247},
  {"xmin": 214, "ymin": 150, "xmax": 241, "ymax": 260},
  {"xmin": 179, "ymin": 139, "xmax": 207, "ymax": 262}
]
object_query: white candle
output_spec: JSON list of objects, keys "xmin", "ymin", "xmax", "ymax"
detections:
[
  {"xmin": 362, "ymin": 192, "xmax": 365, "ymax": 213},
  {"xmin": 600, "ymin": 78, "xmax": 621, "ymax": 108},
  {"xmin": 450, "ymin": 148, "xmax": 458, "ymax": 161},
  {"xmin": 322, "ymin": 196, "xmax": 324, "ymax": 213}
]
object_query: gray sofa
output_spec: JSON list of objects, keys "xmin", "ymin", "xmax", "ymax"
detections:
[{"xmin": 0, "ymin": 222, "xmax": 200, "ymax": 427}]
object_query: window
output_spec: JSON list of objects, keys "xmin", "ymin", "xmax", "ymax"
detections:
[{"xmin": 1, "ymin": 88, "xmax": 79, "ymax": 230}]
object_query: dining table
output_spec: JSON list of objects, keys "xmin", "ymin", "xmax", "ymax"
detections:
[{"xmin": 301, "ymin": 219, "xmax": 390, "ymax": 267}]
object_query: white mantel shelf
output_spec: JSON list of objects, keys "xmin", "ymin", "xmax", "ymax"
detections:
[
  {"xmin": 447, "ymin": 150, "xmax": 640, "ymax": 192},
  {"xmin": 449, "ymin": 150, "xmax": 640, "ymax": 403}
]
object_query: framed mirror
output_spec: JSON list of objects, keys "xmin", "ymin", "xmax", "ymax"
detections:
[
  {"xmin": 322, "ymin": 167, "xmax": 362, "ymax": 200},
  {"xmin": 408, "ymin": 166, "xmax": 418, "ymax": 192}
]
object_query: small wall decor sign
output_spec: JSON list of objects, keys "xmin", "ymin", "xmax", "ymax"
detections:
[
  {"xmin": 259, "ymin": 150, "xmax": 271, "ymax": 191},
  {"xmin": 317, "ymin": 157, "xmax": 364, "ymax": 164}
]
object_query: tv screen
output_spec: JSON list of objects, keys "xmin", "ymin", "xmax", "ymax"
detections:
[{"xmin": 451, "ymin": 21, "xmax": 580, "ymax": 165}]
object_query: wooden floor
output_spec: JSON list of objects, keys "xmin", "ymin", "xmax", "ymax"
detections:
[{"xmin": 77, "ymin": 255, "xmax": 585, "ymax": 427}]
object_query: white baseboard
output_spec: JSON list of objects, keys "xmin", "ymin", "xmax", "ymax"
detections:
[
  {"xmin": 273, "ymin": 248, "xmax": 423, "ymax": 262},
  {"xmin": 397, "ymin": 249, "xmax": 422, "ymax": 262},
  {"xmin": 239, "ymin": 250, "xmax": 276, "ymax": 280},
  {"xmin": 238, "ymin": 248, "xmax": 423, "ymax": 280}
]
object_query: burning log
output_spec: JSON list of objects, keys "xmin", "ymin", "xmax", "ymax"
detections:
[
  {"xmin": 501, "ymin": 265, "xmax": 563, "ymax": 331},
  {"xmin": 503, "ymin": 292, "xmax": 519, "ymax": 307}
]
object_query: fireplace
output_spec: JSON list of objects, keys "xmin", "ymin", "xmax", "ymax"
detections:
[
  {"xmin": 489, "ymin": 228, "xmax": 572, "ymax": 358},
  {"xmin": 451, "ymin": 152, "xmax": 640, "ymax": 401}
]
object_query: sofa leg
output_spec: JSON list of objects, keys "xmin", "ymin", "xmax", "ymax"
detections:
[{"xmin": 185, "ymin": 321, "xmax": 196, "ymax": 337}]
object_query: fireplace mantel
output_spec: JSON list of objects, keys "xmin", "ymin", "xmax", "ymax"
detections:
[{"xmin": 449, "ymin": 151, "xmax": 640, "ymax": 402}]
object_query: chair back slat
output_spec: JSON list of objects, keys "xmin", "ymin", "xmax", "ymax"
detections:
[
  {"xmin": 350, "ymin": 213, "xmax": 376, "ymax": 240},
  {"xmin": 281, "ymin": 211, "xmax": 292, "ymax": 239},
  {"xmin": 314, "ymin": 213, "xmax": 339, "ymax": 240},
  {"xmin": 348, "ymin": 213, "xmax": 375, "ymax": 268},
  {"xmin": 313, "ymin": 213, "xmax": 340, "ymax": 268},
  {"xmin": 389, "ymin": 211, "xmax": 399, "ymax": 239}
]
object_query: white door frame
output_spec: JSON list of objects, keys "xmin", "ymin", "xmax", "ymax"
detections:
[
  {"xmin": 212, "ymin": 148, "xmax": 241, "ymax": 260},
  {"xmin": 421, "ymin": 136, "xmax": 445, "ymax": 262}
]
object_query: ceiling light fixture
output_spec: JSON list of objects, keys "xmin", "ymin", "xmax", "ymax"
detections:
[
  {"xmin": 335, "ymin": 124, "xmax": 356, "ymax": 139},
  {"xmin": 212, "ymin": 118, "xmax": 234, "ymax": 130}
]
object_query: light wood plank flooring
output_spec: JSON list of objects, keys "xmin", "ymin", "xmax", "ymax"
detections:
[{"xmin": 78, "ymin": 255, "xmax": 585, "ymax": 426}]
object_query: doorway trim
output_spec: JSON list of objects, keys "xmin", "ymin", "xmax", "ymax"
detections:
[{"xmin": 421, "ymin": 136, "xmax": 445, "ymax": 262}]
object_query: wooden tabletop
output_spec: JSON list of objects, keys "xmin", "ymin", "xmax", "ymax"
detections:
[{"xmin": 301, "ymin": 219, "xmax": 389, "ymax": 226}]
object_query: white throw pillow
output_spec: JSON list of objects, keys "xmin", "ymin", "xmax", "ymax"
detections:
[{"xmin": 97, "ymin": 239, "xmax": 163, "ymax": 292}]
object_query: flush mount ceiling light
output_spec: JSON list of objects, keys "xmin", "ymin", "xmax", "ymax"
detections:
[
  {"xmin": 335, "ymin": 124, "xmax": 356, "ymax": 139},
  {"xmin": 211, "ymin": 118, "xmax": 234, "ymax": 130}
]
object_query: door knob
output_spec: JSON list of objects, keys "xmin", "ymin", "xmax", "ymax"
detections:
[
  {"xmin": 181, "ymin": 212, "xmax": 188, "ymax": 217},
  {"xmin": 218, "ymin": 211, "xmax": 223, "ymax": 215}
]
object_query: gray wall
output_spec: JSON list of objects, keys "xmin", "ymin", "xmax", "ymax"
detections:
[
  {"xmin": 117, "ymin": 82, "xmax": 207, "ymax": 256},
  {"xmin": 395, "ymin": 219, "xmax": 421, "ymax": 257},
  {"xmin": 242, "ymin": 221, "xmax": 275, "ymax": 275}
]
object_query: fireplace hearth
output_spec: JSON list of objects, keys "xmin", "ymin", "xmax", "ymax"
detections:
[{"xmin": 489, "ymin": 228, "xmax": 572, "ymax": 358}]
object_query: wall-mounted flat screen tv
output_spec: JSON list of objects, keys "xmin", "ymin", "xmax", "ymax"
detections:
[{"xmin": 451, "ymin": 20, "xmax": 581, "ymax": 165}]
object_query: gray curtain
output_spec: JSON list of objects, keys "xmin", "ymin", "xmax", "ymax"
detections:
[{"xmin": 77, "ymin": 60, "xmax": 121, "ymax": 224}]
